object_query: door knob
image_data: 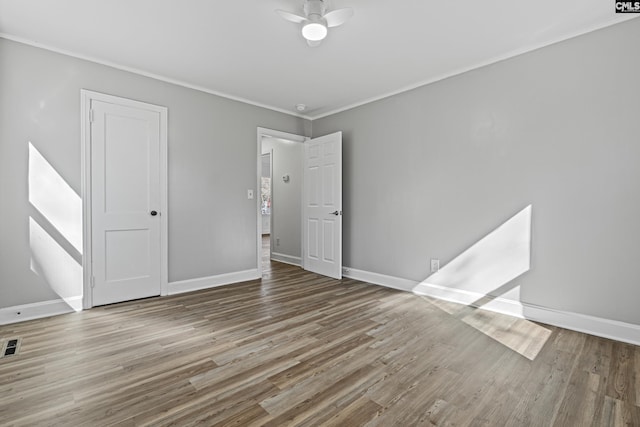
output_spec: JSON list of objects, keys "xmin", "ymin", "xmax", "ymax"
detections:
[
  {"xmin": 150, "ymin": 210, "xmax": 158, "ymax": 216},
  {"xmin": 330, "ymin": 210, "xmax": 342, "ymax": 216}
]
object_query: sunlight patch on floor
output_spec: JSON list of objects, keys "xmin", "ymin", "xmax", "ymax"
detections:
[{"xmin": 425, "ymin": 296, "xmax": 551, "ymax": 360}]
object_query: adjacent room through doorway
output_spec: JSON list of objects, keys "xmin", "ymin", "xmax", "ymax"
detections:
[
  {"xmin": 261, "ymin": 152, "xmax": 272, "ymax": 264},
  {"xmin": 258, "ymin": 132, "xmax": 304, "ymax": 272}
]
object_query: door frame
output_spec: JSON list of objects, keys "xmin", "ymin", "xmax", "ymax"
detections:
[
  {"xmin": 81, "ymin": 90, "xmax": 169, "ymax": 309},
  {"xmin": 256, "ymin": 127, "xmax": 308, "ymax": 278}
]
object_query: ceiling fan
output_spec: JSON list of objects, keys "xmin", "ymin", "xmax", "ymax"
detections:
[{"xmin": 276, "ymin": 0, "xmax": 354, "ymax": 47}]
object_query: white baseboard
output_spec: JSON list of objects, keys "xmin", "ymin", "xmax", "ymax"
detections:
[
  {"xmin": 0, "ymin": 296, "xmax": 82, "ymax": 325},
  {"xmin": 168, "ymin": 269, "xmax": 260, "ymax": 295},
  {"xmin": 412, "ymin": 281, "xmax": 526, "ymax": 318},
  {"xmin": 342, "ymin": 267, "xmax": 415, "ymax": 292},
  {"xmin": 271, "ymin": 252, "xmax": 302, "ymax": 267},
  {"xmin": 343, "ymin": 267, "xmax": 640, "ymax": 347},
  {"xmin": 519, "ymin": 304, "xmax": 640, "ymax": 347}
]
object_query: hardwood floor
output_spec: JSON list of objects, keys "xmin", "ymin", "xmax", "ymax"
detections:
[{"xmin": 1, "ymin": 239, "xmax": 639, "ymax": 426}]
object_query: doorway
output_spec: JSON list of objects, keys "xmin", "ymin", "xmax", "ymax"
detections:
[
  {"xmin": 256, "ymin": 128, "xmax": 307, "ymax": 278},
  {"xmin": 256, "ymin": 128, "xmax": 344, "ymax": 280},
  {"xmin": 261, "ymin": 137, "xmax": 303, "ymax": 266},
  {"xmin": 81, "ymin": 90, "xmax": 168, "ymax": 308}
]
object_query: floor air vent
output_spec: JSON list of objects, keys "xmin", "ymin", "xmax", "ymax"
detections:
[{"xmin": 1, "ymin": 338, "xmax": 21, "ymax": 358}]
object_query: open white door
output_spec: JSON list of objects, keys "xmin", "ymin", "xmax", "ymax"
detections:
[
  {"xmin": 303, "ymin": 132, "xmax": 342, "ymax": 279},
  {"xmin": 88, "ymin": 96, "xmax": 166, "ymax": 306}
]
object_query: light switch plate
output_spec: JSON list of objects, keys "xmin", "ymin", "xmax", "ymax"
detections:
[{"xmin": 247, "ymin": 189, "xmax": 254, "ymax": 199}]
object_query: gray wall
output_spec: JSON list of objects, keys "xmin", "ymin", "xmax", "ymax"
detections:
[
  {"xmin": 313, "ymin": 19, "xmax": 640, "ymax": 325},
  {"xmin": 262, "ymin": 137, "xmax": 303, "ymax": 260},
  {"xmin": 0, "ymin": 38, "xmax": 308, "ymax": 308}
]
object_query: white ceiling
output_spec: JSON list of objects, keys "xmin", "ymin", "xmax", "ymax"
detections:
[{"xmin": 0, "ymin": 1, "xmax": 635, "ymax": 119}]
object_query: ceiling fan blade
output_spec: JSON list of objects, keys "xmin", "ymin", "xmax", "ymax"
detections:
[
  {"xmin": 324, "ymin": 8, "xmax": 353, "ymax": 28},
  {"xmin": 275, "ymin": 10, "xmax": 307, "ymax": 24}
]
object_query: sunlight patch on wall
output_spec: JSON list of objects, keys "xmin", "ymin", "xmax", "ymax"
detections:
[
  {"xmin": 28, "ymin": 142, "xmax": 82, "ymax": 252},
  {"xmin": 28, "ymin": 141, "xmax": 83, "ymax": 311},
  {"xmin": 414, "ymin": 205, "xmax": 532, "ymax": 303},
  {"xmin": 29, "ymin": 218, "xmax": 82, "ymax": 311}
]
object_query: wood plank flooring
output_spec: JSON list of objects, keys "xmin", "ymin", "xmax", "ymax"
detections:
[{"xmin": 1, "ymin": 240, "xmax": 639, "ymax": 426}]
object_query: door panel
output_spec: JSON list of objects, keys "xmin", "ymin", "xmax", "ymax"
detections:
[
  {"xmin": 104, "ymin": 114, "xmax": 151, "ymax": 212},
  {"xmin": 308, "ymin": 166, "xmax": 319, "ymax": 206},
  {"xmin": 303, "ymin": 132, "xmax": 342, "ymax": 279},
  {"xmin": 104, "ymin": 229, "xmax": 151, "ymax": 281},
  {"xmin": 307, "ymin": 219, "xmax": 319, "ymax": 259},
  {"xmin": 323, "ymin": 220, "xmax": 335, "ymax": 261},
  {"xmin": 91, "ymin": 100, "xmax": 162, "ymax": 306}
]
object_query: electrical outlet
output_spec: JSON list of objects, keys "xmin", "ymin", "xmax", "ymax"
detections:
[
  {"xmin": 430, "ymin": 259, "xmax": 440, "ymax": 273},
  {"xmin": 276, "ymin": 238, "xmax": 280, "ymax": 246}
]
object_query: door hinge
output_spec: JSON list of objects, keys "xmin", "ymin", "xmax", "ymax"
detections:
[
  {"xmin": 90, "ymin": 276, "xmax": 96, "ymax": 288},
  {"xmin": 89, "ymin": 109, "xmax": 95, "ymax": 123}
]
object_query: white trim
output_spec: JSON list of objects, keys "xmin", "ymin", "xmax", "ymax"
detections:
[
  {"xmin": 412, "ymin": 281, "xmax": 525, "ymax": 317},
  {"xmin": 309, "ymin": 16, "xmax": 640, "ymax": 120},
  {"xmin": 0, "ymin": 297, "xmax": 82, "ymax": 325},
  {"xmin": 270, "ymin": 149, "xmax": 274, "ymax": 245},
  {"xmin": 300, "ymin": 141, "xmax": 307, "ymax": 272},
  {"xmin": 271, "ymin": 252, "xmax": 302, "ymax": 267},
  {"xmin": 168, "ymin": 269, "xmax": 260, "ymax": 295},
  {"xmin": 343, "ymin": 267, "xmax": 640, "ymax": 347},
  {"xmin": 519, "ymin": 303, "xmax": 640, "ymax": 347},
  {"xmin": 81, "ymin": 91, "xmax": 92, "ymax": 310},
  {"xmin": 256, "ymin": 128, "xmax": 309, "ymax": 279},
  {"xmin": 81, "ymin": 90, "xmax": 169, "ymax": 309},
  {"xmin": 257, "ymin": 128, "xmax": 309, "ymax": 143},
  {"xmin": 159, "ymin": 103, "xmax": 169, "ymax": 298},
  {"xmin": 342, "ymin": 267, "xmax": 415, "ymax": 292},
  {"xmin": 0, "ymin": 33, "xmax": 310, "ymax": 120}
]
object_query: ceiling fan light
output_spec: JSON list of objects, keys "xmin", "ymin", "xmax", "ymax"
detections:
[{"xmin": 302, "ymin": 22, "xmax": 327, "ymax": 41}]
